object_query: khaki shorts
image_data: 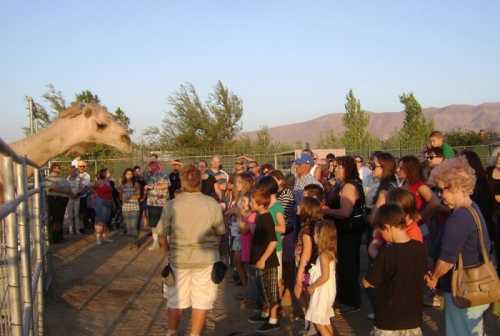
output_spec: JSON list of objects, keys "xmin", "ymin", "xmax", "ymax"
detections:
[{"xmin": 166, "ymin": 265, "xmax": 218, "ymax": 310}]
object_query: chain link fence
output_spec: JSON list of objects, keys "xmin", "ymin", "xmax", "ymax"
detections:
[{"xmin": 48, "ymin": 143, "xmax": 499, "ymax": 181}]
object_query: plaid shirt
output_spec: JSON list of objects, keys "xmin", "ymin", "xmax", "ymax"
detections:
[{"xmin": 293, "ymin": 173, "xmax": 322, "ymax": 204}]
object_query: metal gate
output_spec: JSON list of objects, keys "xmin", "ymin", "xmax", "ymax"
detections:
[{"xmin": 1, "ymin": 138, "xmax": 49, "ymax": 336}]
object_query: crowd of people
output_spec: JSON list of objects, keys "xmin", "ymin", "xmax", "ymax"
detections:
[{"xmin": 45, "ymin": 130, "xmax": 500, "ymax": 336}]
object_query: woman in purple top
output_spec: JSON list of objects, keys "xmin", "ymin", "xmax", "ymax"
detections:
[{"xmin": 426, "ymin": 157, "xmax": 492, "ymax": 336}]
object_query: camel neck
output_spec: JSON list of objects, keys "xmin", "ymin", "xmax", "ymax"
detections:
[{"xmin": 10, "ymin": 120, "xmax": 75, "ymax": 166}]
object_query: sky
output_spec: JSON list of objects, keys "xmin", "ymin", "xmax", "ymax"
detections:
[{"xmin": 2, "ymin": 0, "xmax": 500, "ymax": 143}]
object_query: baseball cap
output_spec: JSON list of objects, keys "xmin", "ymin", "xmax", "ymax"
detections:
[{"xmin": 294, "ymin": 153, "xmax": 314, "ymax": 165}]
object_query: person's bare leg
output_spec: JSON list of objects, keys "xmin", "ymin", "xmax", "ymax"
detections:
[
  {"xmin": 190, "ymin": 308, "xmax": 208, "ymax": 335},
  {"xmin": 167, "ymin": 308, "xmax": 182, "ymax": 333},
  {"xmin": 95, "ymin": 223, "xmax": 103, "ymax": 243},
  {"xmin": 314, "ymin": 323, "xmax": 333, "ymax": 336},
  {"xmin": 234, "ymin": 252, "xmax": 246, "ymax": 286}
]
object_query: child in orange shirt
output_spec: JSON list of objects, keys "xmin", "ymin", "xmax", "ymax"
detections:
[{"xmin": 368, "ymin": 188, "xmax": 423, "ymax": 259}]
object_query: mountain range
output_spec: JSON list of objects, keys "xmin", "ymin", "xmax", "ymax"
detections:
[{"xmin": 244, "ymin": 102, "xmax": 500, "ymax": 145}]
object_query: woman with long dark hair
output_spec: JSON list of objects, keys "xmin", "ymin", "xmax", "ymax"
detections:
[
  {"xmin": 92, "ymin": 168, "xmax": 114, "ymax": 245},
  {"xmin": 322, "ymin": 156, "xmax": 366, "ymax": 313},
  {"xmin": 120, "ymin": 168, "xmax": 141, "ymax": 238},
  {"xmin": 460, "ymin": 150, "xmax": 495, "ymax": 243},
  {"xmin": 397, "ymin": 155, "xmax": 440, "ymax": 225}
]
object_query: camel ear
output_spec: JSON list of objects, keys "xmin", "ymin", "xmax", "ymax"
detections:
[{"xmin": 84, "ymin": 107, "xmax": 93, "ymax": 118}]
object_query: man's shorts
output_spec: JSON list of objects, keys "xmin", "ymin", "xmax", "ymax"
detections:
[
  {"xmin": 165, "ymin": 265, "xmax": 218, "ymax": 310},
  {"xmin": 147, "ymin": 206, "xmax": 163, "ymax": 228},
  {"xmin": 370, "ymin": 326, "xmax": 422, "ymax": 336},
  {"xmin": 257, "ymin": 267, "xmax": 279, "ymax": 307}
]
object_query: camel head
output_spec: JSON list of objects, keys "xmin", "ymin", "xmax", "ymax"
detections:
[{"xmin": 59, "ymin": 103, "xmax": 132, "ymax": 154}]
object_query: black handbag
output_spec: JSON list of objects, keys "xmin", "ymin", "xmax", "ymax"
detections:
[{"xmin": 211, "ymin": 261, "xmax": 227, "ymax": 284}]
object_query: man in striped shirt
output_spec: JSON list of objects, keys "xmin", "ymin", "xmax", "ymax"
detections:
[{"xmin": 293, "ymin": 153, "xmax": 323, "ymax": 204}]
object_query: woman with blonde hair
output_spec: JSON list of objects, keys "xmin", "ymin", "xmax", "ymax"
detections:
[{"xmin": 425, "ymin": 157, "xmax": 492, "ymax": 335}]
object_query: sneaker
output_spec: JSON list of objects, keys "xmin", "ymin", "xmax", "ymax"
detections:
[
  {"xmin": 248, "ymin": 313, "xmax": 269, "ymax": 324},
  {"xmin": 256, "ymin": 322, "xmax": 280, "ymax": 334},
  {"xmin": 367, "ymin": 313, "xmax": 375, "ymax": 320},
  {"xmin": 96, "ymin": 239, "xmax": 102, "ymax": 245},
  {"xmin": 339, "ymin": 304, "xmax": 360, "ymax": 315}
]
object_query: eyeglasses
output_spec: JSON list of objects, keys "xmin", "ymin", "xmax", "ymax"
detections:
[
  {"xmin": 436, "ymin": 186, "xmax": 450, "ymax": 197},
  {"xmin": 78, "ymin": 165, "xmax": 86, "ymax": 168},
  {"xmin": 426, "ymin": 155, "xmax": 439, "ymax": 160}
]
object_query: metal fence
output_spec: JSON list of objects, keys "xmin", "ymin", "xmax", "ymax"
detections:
[
  {"xmin": 48, "ymin": 143, "xmax": 499, "ymax": 181},
  {"xmin": 346, "ymin": 143, "xmax": 499, "ymax": 165},
  {"xmin": 1, "ymin": 138, "xmax": 48, "ymax": 336}
]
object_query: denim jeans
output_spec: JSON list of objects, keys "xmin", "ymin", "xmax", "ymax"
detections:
[{"xmin": 443, "ymin": 293, "xmax": 489, "ymax": 336}]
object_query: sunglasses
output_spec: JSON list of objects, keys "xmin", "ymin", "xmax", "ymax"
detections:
[
  {"xmin": 436, "ymin": 186, "xmax": 450, "ymax": 197},
  {"xmin": 78, "ymin": 165, "xmax": 86, "ymax": 168}
]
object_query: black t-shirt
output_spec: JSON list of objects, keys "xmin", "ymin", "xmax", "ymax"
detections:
[
  {"xmin": 366, "ymin": 240, "xmax": 427, "ymax": 330},
  {"xmin": 168, "ymin": 171, "xmax": 181, "ymax": 199},
  {"xmin": 201, "ymin": 175, "xmax": 218, "ymax": 200},
  {"xmin": 251, "ymin": 212, "xmax": 279, "ymax": 268}
]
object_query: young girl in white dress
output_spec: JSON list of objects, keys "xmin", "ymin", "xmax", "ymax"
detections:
[{"xmin": 306, "ymin": 220, "xmax": 337, "ymax": 336}]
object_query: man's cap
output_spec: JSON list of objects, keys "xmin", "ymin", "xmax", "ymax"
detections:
[{"xmin": 294, "ymin": 153, "xmax": 314, "ymax": 165}]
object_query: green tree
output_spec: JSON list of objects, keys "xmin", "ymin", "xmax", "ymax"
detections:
[
  {"xmin": 113, "ymin": 107, "xmax": 133, "ymax": 135},
  {"xmin": 43, "ymin": 83, "xmax": 67, "ymax": 117},
  {"xmin": 399, "ymin": 92, "xmax": 433, "ymax": 148},
  {"xmin": 255, "ymin": 125, "xmax": 272, "ymax": 151},
  {"xmin": 163, "ymin": 81, "xmax": 243, "ymax": 148},
  {"xmin": 75, "ymin": 90, "xmax": 100, "ymax": 104},
  {"xmin": 340, "ymin": 89, "xmax": 370, "ymax": 151},
  {"xmin": 317, "ymin": 130, "xmax": 341, "ymax": 148}
]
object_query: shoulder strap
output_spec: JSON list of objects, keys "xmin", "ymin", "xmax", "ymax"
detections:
[{"xmin": 465, "ymin": 206, "xmax": 491, "ymax": 264}]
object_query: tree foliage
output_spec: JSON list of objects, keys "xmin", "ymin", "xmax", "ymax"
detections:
[
  {"xmin": 43, "ymin": 83, "xmax": 67, "ymax": 117},
  {"xmin": 113, "ymin": 107, "xmax": 133, "ymax": 135},
  {"xmin": 398, "ymin": 92, "xmax": 433, "ymax": 148},
  {"xmin": 75, "ymin": 90, "xmax": 100, "ymax": 104},
  {"xmin": 341, "ymin": 89, "xmax": 370, "ymax": 151},
  {"xmin": 444, "ymin": 129, "xmax": 499, "ymax": 146},
  {"xmin": 162, "ymin": 81, "xmax": 243, "ymax": 148},
  {"xmin": 317, "ymin": 130, "xmax": 341, "ymax": 149}
]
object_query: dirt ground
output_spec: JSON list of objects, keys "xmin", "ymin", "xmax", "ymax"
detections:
[{"xmin": 45, "ymin": 232, "xmax": 500, "ymax": 335}]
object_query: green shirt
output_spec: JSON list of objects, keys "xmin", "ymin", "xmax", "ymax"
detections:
[
  {"xmin": 442, "ymin": 143, "xmax": 455, "ymax": 159},
  {"xmin": 269, "ymin": 201, "xmax": 284, "ymax": 252}
]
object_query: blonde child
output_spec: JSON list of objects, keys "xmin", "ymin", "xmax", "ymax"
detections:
[{"xmin": 306, "ymin": 220, "xmax": 337, "ymax": 336}]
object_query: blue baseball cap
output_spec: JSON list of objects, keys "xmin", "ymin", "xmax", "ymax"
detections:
[{"xmin": 294, "ymin": 153, "xmax": 314, "ymax": 165}]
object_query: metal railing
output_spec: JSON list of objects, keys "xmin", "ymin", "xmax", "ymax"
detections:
[{"xmin": 1, "ymin": 138, "xmax": 48, "ymax": 336}]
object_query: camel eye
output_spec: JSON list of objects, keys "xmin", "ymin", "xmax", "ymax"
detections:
[{"xmin": 97, "ymin": 122, "xmax": 108, "ymax": 131}]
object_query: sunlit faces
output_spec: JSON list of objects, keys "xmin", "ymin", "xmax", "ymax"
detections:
[
  {"xmin": 436, "ymin": 182, "xmax": 454, "ymax": 208},
  {"xmin": 125, "ymin": 170, "xmax": 134, "ymax": 180},
  {"xmin": 370, "ymin": 157, "xmax": 383, "ymax": 179},
  {"xmin": 429, "ymin": 136, "xmax": 443, "ymax": 148},
  {"xmin": 334, "ymin": 164, "xmax": 345, "ymax": 181},
  {"xmin": 396, "ymin": 161, "xmax": 407, "ymax": 180},
  {"xmin": 198, "ymin": 161, "xmax": 207, "ymax": 173}
]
